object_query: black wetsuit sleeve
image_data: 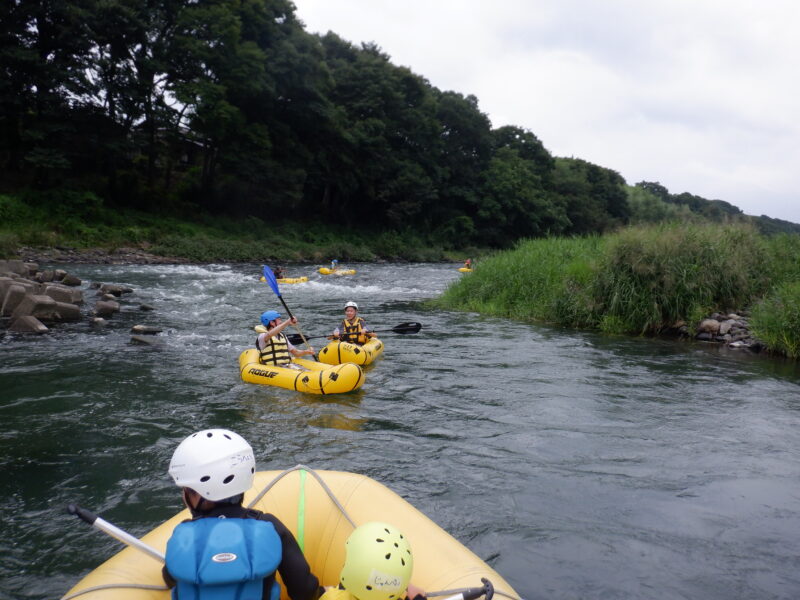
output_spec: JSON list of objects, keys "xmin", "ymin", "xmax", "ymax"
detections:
[
  {"xmin": 260, "ymin": 513, "xmax": 323, "ymax": 600},
  {"xmin": 161, "ymin": 564, "xmax": 176, "ymax": 588}
]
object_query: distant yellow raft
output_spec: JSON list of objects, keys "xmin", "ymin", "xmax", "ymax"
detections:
[
  {"xmin": 63, "ymin": 468, "xmax": 520, "ymax": 600},
  {"xmin": 318, "ymin": 267, "xmax": 357, "ymax": 275},
  {"xmin": 318, "ymin": 337, "xmax": 384, "ymax": 366},
  {"xmin": 238, "ymin": 349, "xmax": 364, "ymax": 394},
  {"xmin": 458, "ymin": 267, "xmax": 473, "ymax": 272}
]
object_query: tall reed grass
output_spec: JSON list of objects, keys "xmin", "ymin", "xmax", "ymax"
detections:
[
  {"xmin": 435, "ymin": 223, "xmax": 789, "ymax": 338},
  {"xmin": 750, "ymin": 284, "xmax": 800, "ymax": 358}
]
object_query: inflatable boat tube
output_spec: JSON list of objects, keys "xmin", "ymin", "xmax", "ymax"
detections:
[
  {"xmin": 238, "ymin": 349, "xmax": 364, "ymax": 394},
  {"xmin": 318, "ymin": 268, "xmax": 356, "ymax": 276},
  {"xmin": 63, "ymin": 468, "xmax": 520, "ymax": 600},
  {"xmin": 318, "ymin": 337, "xmax": 384, "ymax": 366}
]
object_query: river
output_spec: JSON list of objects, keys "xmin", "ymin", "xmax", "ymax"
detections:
[{"xmin": 2, "ymin": 262, "xmax": 800, "ymax": 600}]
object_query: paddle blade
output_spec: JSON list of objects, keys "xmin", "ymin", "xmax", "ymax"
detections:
[
  {"xmin": 261, "ymin": 265, "xmax": 281, "ymax": 296},
  {"xmin": 286, "ymin": 333, "xmax": 304, "ymax": 345},
  {"xmin": 392, "ymin": 322, "xmax": 422, "ymax": 334}
]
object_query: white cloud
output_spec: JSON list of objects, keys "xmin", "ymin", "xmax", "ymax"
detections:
[{"xmin": 293, "ymin": 0, "xmax": 800, "ymax": 223}]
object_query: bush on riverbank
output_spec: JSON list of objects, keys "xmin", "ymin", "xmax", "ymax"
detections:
[
  {"xmin": 750, "ymin": 282, "xmax": 800, "ymax": 358},
  {"xmin": 0, "ymin": 193, "xmax": 466, "ymax": 262},
  {"xmin": 433, "ymin": 223, "xmax": 800, "ymax": 353}
]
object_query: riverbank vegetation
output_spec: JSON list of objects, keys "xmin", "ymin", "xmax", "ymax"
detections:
[
  {"xmin": 433, "ymin": 223, "xmax": 800, "ymax": 357},
  {"xmin": 4, "ymin": 0, "xmax": 800, "ymax": 263},
  {"xmin": 0, "ymin": 193, "xmax": 467, "ymax": 262}
]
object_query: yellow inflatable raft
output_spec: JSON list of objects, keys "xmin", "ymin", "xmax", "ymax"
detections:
[
  {"xmin": 63, "ymin": 468, "xmax": 520, "ymax": 600},
  {"xmin": 239, "ymin": 349, "xmax": 364, "ymax": 394},
  {"xmin": 318, "ymin": 337, "xmax": 384, "ymax": 366},
  {"xmin": 318, "ymin": 267, "xmax": 357, "ymax": 276},
  {"xmin": 458, "ymin": 267, "xmax": 473, "ymax": 273},
  {"xmin": 260, "ymin": 276, "xmax": 309, "ymax": 284}
]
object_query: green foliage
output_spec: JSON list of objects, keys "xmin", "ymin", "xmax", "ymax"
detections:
[
  {"xmin": 435, "ymin": 223, "xmax": 779, "ymax": 336},
  {"xmin": 593, "ymin": 223, "xmax": 768, "ymax": 333},
  {"xmin": 751, "ymin": 282, "xmax": 800, "ymax": 358},
  {"xmin": 0, "ymin": 232, "xmax": 20, "ymax": 258},
  {"xmin": 433, "ymin": 236, "xmax": 601, "ymax": 325},
  {"xmin": 2, "ymin": 0, "xmax": 796, "ymax": 252}
]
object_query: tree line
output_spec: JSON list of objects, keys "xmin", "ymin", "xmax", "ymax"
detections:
[{"xmin": 2, "ymin": 0, "xmax": 798, "ymax": 246}]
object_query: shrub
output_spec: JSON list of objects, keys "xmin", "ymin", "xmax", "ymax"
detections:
[{"xmin": 750, "ymin": 281, "xmax": 800, "ymax": 358}]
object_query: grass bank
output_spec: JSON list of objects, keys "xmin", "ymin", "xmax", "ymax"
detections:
[
  {"xmin": 0, "ymin": 193, "xmax": 476, "ymax": 263},
  {"xmin": 432, "ymin": 222, "xmax": 800, "ymax": 357}
]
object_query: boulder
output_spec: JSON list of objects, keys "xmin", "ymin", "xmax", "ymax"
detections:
[
  {"xmin": 54, "ymin": 269, "xmax": 67, "ymax": 281},
  {"xmin": 9, "ymin": 315, "xmax": 49, "ymax": 334},
  {"xmin": 0, "ymin": 259, "xmax": 28, "ymax": 276},
  {"xmin": 61, "ymin": 273, "xmax": 82, "ymax": 286},
  {"xmin": 24, "ymin": 262, "xmax": 38, "ymax": 275},
  {"xmin": 43, "ymin": 283, "xmax": 83, "ymax": 305},
  {"xmin": 90, "ymin": 317, "xmax": 108, "ymax": 327},
  {"xmin": 1, "ymin": 284, "xmax": 28, "ymax": 317},
  {"xmin": 11, "ymin": 294, "xmax": 58, "ymax": 321},
  {"xmin": 54, "ymin": 301, "xmax": 81, "ymax": 321},
  {"xmin": 0, "ymin": 276, "xmax": 36, "ymax": 301},
  {"xmin": 697, "ymin": 319, "xmax": 721, "ymax": 334},
  {"xmin": 36, "ymin": 270, "xmax": 56, "ymax": 283},
  {"xmin": 718, "ymin": 320, "xmax": 734, "ymax": 335},
  {"xmin": 94, "ymin": 300, "xmax": 120, "ymax": 317},
  {"xmin": 131, "ymin": 325, "xmax": 163, "ymax": 335},
  {"xmin": 139, "ymin": 303, "xmax": 155, "ymax": 311},
  {"xmin": 100, "ymin": 283, "xmax": 134, "ymax": 296}
]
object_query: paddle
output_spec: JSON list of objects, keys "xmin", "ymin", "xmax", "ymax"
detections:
[
  {"xmin": 282, "ymin": 322, "xmax": 422, "ymax": 345},
  {"xmin": 261, "ymin": 265, "xmax": 316, "ymax": 359},
  {"xmin": 435, "ymin": 578, "xmax": 495, "ymax": 600},
  {"xmin": 67, "ymin": 503, "xmax": 165, "ymax": 563}
]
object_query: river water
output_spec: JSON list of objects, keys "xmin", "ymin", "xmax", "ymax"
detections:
[{"xmin": 2, "ymin": 262, "xmax": 800, "ymax": 600}]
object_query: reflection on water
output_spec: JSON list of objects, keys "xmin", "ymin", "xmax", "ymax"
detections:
[{"xmin": 2, "ymin": 262, "xmax": 800, "ymax": 600}]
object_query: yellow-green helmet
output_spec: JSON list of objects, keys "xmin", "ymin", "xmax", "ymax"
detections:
[{"xmin": 339, "ymin": 522, "xmax": 413, "ymax": 600}]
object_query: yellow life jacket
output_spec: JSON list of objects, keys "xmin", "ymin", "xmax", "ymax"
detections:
[
  {"xmin": 340, "ymin": 317, "xmax": 369, "ymax": 345},
  {"xmin": 257, "ymin": 332, "xmax": 291, "ymax": 366}
]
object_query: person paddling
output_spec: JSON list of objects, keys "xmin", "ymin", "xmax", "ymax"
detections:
[
  {"xmin": 163, "ymin": 429, "xmax": 323, "ymax": 600},
  {"xmin": 332, "ymin": 302, "xmax": 374, "ymax": 345},
  {"xmin": 257, "ymin": 310, "xmax": 315, "ymax": 366}
]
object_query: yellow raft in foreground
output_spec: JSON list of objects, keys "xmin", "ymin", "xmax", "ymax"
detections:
[
  {"xmin": 318, "ymin": 267, "xmax": 357, "ymax": 275},
  {"xmin": 318, "ymin": 337, "xmax": 384, "ymax": 366},
  {"xmin": 63, "ymin": 468, "xmax": 520, "ymax": 600},
  {"xmin": 239, "ymin": 349, "xmax": 364, "ymax": 394}
]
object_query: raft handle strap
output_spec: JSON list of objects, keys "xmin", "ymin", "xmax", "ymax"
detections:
[{"xmin": 246, "ymin": 464, "xmax": 357, "ymax": 528}]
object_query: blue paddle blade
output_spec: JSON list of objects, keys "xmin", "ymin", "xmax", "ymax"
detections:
[{"xmin": 262, "ymin": 265, "xmax": 281, "ymax": 297}]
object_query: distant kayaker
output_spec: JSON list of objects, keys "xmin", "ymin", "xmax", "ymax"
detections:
[
  {"xmin": 330, "ymin": 259, "xmax": 339, "ymax": 271},
  {"xmin": 163, "ymin": 429, "xmax": 324, "ymax": 600},
  {"xmin": 332, "ymin": 301, "xmax": 374, "ymax": 345},
  {"xmin": 464, "ymin": 258, "xmax": 472, "ymax": 268},
  {"xmin": 320, "ymin": 521, "xmax": 425, "ymax": 600},
  {"xmin": 257, "ymin": 310, "xmax": 315, "ymax": 365},
  {"xmin": 273, "ymin": 266, "xmax": 286, "ymax": 279}
]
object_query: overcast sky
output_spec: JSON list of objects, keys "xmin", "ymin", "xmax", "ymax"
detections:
[{"xmin": 292, "ymin": 0, "xmax": 800, "ymax": 224}]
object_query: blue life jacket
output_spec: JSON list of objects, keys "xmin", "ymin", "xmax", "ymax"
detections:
[{"xmin": 166, "ymin": 517, "xmax": 282, "ymax": 600}]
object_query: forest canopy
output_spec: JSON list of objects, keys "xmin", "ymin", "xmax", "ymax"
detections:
[{"xmin": 2, "ymin": 0, "xmax": 798, "ymax": 246}]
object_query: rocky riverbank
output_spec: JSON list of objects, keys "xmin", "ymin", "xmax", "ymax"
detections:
[{"xmin": 16, "ymin": 245, "xmax": 191, "ymax": 265}]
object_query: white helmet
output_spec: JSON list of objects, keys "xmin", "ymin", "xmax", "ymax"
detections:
[
  {"xmin": 344, "ymin": 301, "xmax": 359, "ymax": 310},
  {"xmin": 168, "ymin": 429, "xmax": 256, "ymax": 501}
]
